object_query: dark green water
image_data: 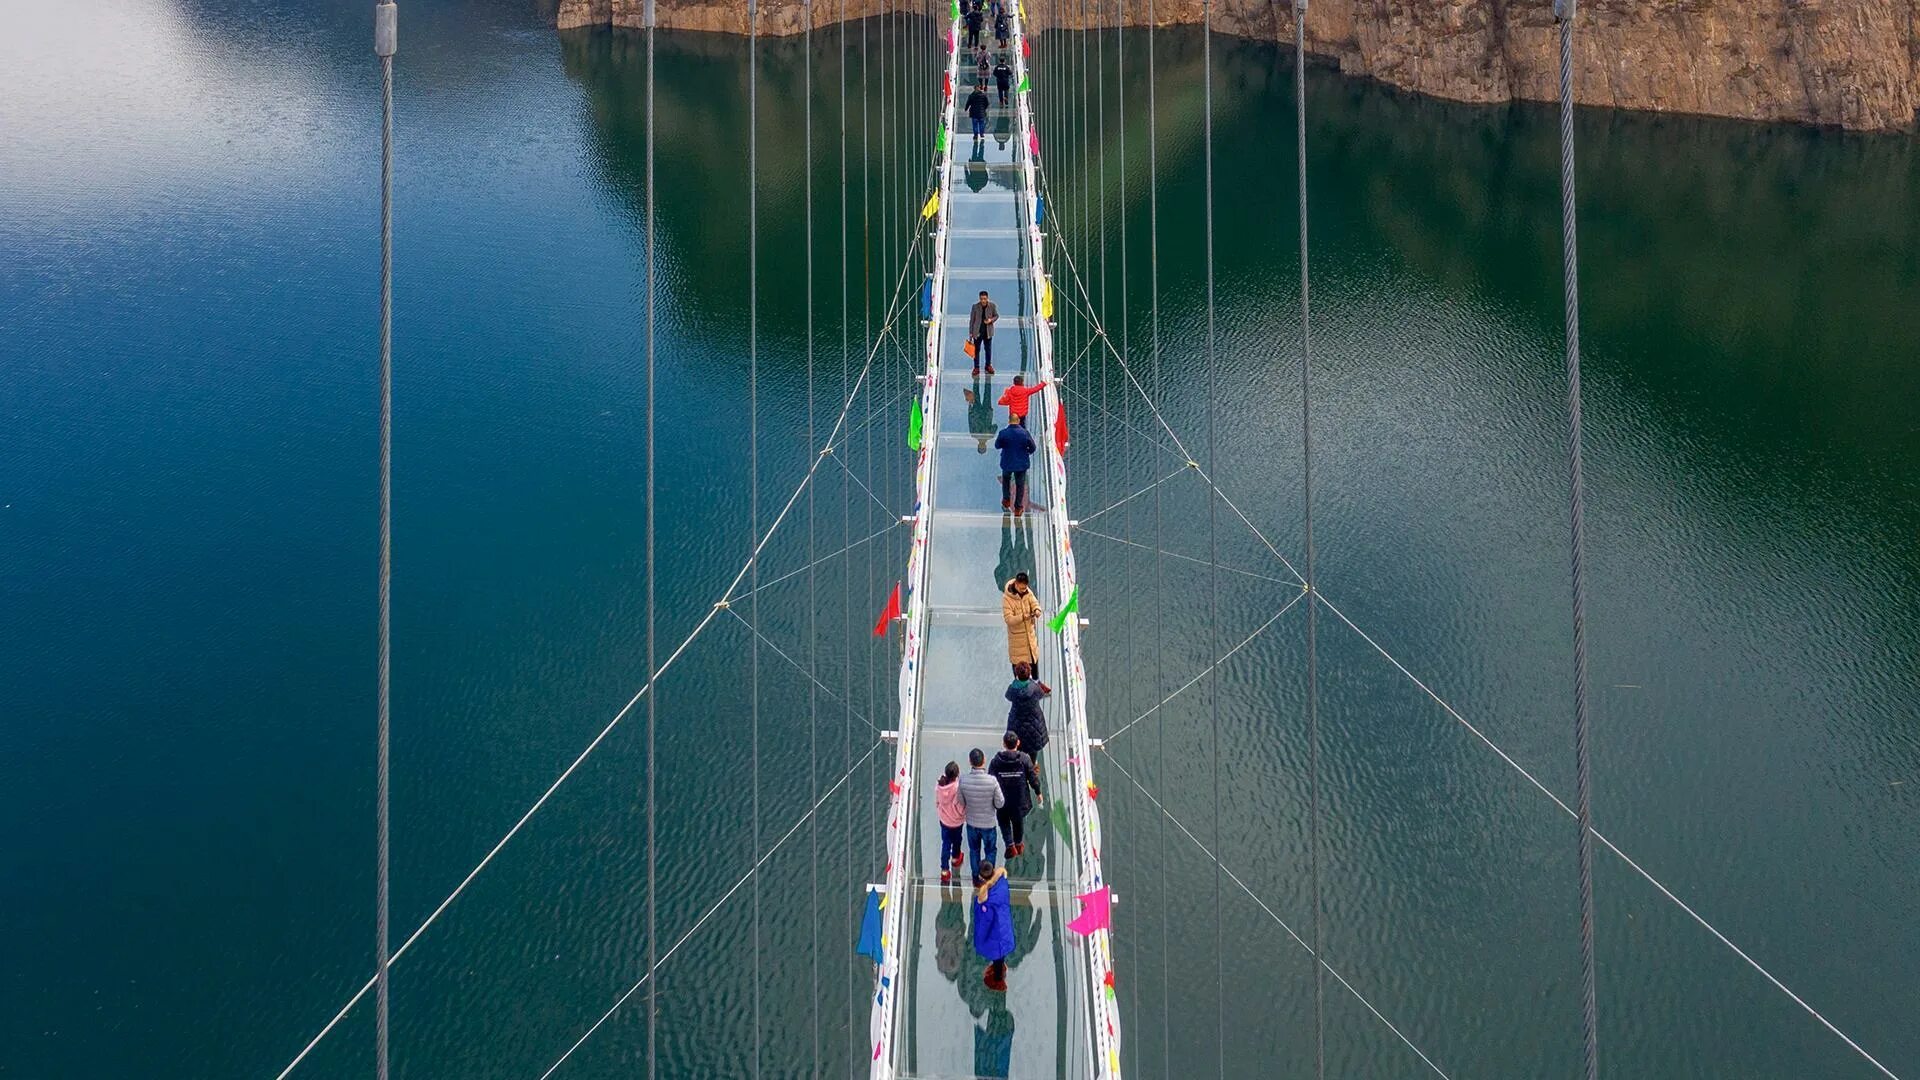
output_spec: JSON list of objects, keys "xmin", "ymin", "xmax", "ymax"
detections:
[{"xmin": 3, "ymin": 2, "xmax": 1916, "ymax": 1077}]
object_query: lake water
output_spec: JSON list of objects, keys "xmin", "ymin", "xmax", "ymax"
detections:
[{"xmin": 3, "ymin": 1, "xmax": 1916, "ymax": 1077}]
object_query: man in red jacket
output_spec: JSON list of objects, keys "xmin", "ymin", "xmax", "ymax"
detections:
[{"xmin": 996, "ymin": 375, "xmax": 1047, "ymax": 424}]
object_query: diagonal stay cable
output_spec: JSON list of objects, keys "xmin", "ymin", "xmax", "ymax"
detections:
[
  {"xmin": 1070, "ymin": 525, "xmax": 1297, "ymax": 586},
  {"xmin": 1314, "ymin": 588, "xmax": 1905, "ymax": 1080},
  {"xmin": 536, "ymin": 739, "xmax": 886, "ymax": 1080},
  {"xmin": 271, "ymin": 205, "xmax": 943, "ymax": 1080},
  {"xmin": 730, "ymin": 518, "xmax": 908, "ymax": 605},
  {"xmin": 721, "ymin": 607, "xmax": 881, "ymax": 736},
  {"xmin": 1034, "ymin": 199, "xmax": 1306, "ymax": 585},
  {"xmin": 1055, "ymin": 379, "xmax": 1183, "ymax": 460},
  {"xmin": 1072, "ymin": 464, "xmax": 1189, "ymax": 529},
  {"xmin": 829, "ymin": 446, "xmax": 903, "ymax": 522},
  {"xmin": 1098, "ymin": 750, "xmax": 1456, "ymax": 1080},
  {"xmin": 1103, "ymin": 586, "xmax": 1308, "ymax": 745}
]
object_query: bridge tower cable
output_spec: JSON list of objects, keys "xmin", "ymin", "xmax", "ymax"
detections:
[
  {"xmin": 804, "ymin": 0, "xmax": 821, "ymax": 1070},
  {"xmin": 1551, "ymin": 0, "xmax": 1602, "ymax": 1075},
  {"xmin": 372, "ymin": 3, "xmax": 396, "ymax": 1077},
  {"xmin": 643, "ymin": 0, "xmax": 659, "ymax": 1073},
  {"xmin": 1144, "ymin": 0, "xmax": 1169, "ymax": 1068},
  {"xmin": 1293, "ymin": 2, "xmax": 1327, "ymax": 1077},
  {"xmin": 1200, "ymin": 0, "xmax": 1225, "ymax": 1071}
]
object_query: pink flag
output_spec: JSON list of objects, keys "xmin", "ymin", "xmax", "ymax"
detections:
[
  {"xmin": 1066, "ymin": 886, "xmax": 1110, "ymax": 935},
  {"xmin": 1027, "ymin": 130, "xmax": 1040, "ymax": 159}
]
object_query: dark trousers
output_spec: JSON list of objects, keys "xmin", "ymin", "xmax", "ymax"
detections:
[
  {"xmin": 971, "ymin": 115, "xmax": 986, "ymax": 139},
  {"xmin": 997, "ymin": 83, "xmax": 1010, "ymax": 106},
  {"xmin": 939, "ymin": 823, "xmax": 964, "ymax": 868},
  {"xmin": 997, "ymin": 805, "xmax": 1025, "ymax": 849},
  {"xmin": 1000, "ymin": 469, "xmax": 1028, "ymax": 510},
  {"xmin": 965, "ymin": 25, "xmax": 980, "ymax": 47},
  {"xmin": 966, "ymin": 823, "xmax": 999, "ymax": 876},
  {"xmin": 972, "ymin": 333, "xmax": 992, "ymax": 367}
]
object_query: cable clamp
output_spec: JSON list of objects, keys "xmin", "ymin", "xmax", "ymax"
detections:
[
  {"xmin": 714, "ymin": 600, "xmax": 731, "ymax": 611},
  {"xmin": 373, "ymin": 1, "xmax": 397, "ymax": 57},
  {"xmin": 1185, "ymin": 459, "xmax": 1200, "ymax": 469},
  {"xmin": 880, "ymin": 729, "xmax": 901, "ymax": 742}
]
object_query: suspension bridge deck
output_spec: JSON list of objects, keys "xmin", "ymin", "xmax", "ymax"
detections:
[{"xmin": 864, "ymin": 15, "xmax": 1120, "ymax": 1080}]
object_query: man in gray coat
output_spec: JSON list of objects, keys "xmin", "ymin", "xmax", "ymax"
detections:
[
  {"xmin": 958, "ymin": 746, "xmax": 1006, "ymax": 875},
  {"xmin": 968, "ymin": 290, "xmax": 999, "ymax": 376}
]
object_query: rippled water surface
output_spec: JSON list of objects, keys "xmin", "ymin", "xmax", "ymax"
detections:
[{"xmin": 3, "ymin": 2, "xmax": 1917, "ymax": 1077}]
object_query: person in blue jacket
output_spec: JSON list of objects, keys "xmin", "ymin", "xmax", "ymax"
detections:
[
  {"xmin": 993, "ymin": 417, "xmax": 1036, "ymax": 515},
  {"xmin": 972, "ymin": 861, "xmax": 1015, "ymax": 991}
]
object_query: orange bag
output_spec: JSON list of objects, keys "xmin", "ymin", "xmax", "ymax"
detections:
[{"xmin": 963, "ymin": 338, "xmax": 978, "ymax": 360}]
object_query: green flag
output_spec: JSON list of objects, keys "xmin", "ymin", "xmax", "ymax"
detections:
[
  {"xmin": 936, "ymin": 124, "xmax": 947, "ymax": 154},
  {"xmin": 907, "ymin": 397, "xmax": 924, "ymax": 451},
  {"xmin": 1017, "ymin": 74, "xmax": 1030, "ymax": 94},
  {"xmin": 1048, "ymin": 585, "xmax": 1078, "ymax": 633},
  {"xmin": 950, "ymin": 0, "xmax": 959, "ymax": 18}
]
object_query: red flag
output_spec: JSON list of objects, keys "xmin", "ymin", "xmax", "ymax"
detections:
[
  {"xmin": 943, "ymin": 71, "xmax": 952, "ymax": 99},
  {"xmin": 1021, "ymin": 38, "xmax": 1030, "ymax": 57},
  {"xmin": 1053, "ymin": 398, "xmax": 1070, "ymax": 456},
  {"xmin": 873, "ymin": 581, "xmax": 902, "ymax": 636}
]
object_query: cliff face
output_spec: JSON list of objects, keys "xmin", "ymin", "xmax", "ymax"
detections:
[{"xmin": 558, "ymin": 0, "xmax": 1920, "ymax": 130}]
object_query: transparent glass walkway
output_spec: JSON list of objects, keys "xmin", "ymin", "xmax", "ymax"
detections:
[{"xmin": 889, "ymin": 76, "xmax": 1096, "ymax": 1079}]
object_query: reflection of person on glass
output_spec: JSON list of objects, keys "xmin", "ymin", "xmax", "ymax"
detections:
[
  {"xmin": 965, "ymin": 376, "xmax": 998, "ymax": 453},
  {"xmin": 995, "ymin": 514, "xmax": 1032, "ymax": 601},
  {"xmin": 972, "ymin": 862, "xmax": 1015, "ymax": 991}
]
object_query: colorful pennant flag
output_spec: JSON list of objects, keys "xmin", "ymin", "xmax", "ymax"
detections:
[
  {"xmin": 1053, "ymin": 398, "xmax": 1069, "ymax": 456},
  {"xmin": 943, "ymin": 71, "xmax": 952, "ymax": 99},
  {"xmin": 921, "ymin": 192, "xmax": 940, "ymax": 220},
  {"xmin": 1039, "ymin": 277, "xmax": 1054, "ymax": 320},
  {"xmin": 1066, "ymin": 886, "xmax": 1111, "ymax": 935},
  {"xmin": 936, "ymin": 124, "xmax": 948, "ymax": 154},
  {"xmin": 1017, "ymin": 73, "xmax": 1030, "ymax": 93},
  {"xmin": 856, "ymin": 890, "xmax": 886, "ymax": 962},
  {"xmin": 907, "ymin": 397, "xmax": 924, "ymax": 451},
  {"xmin": 874, "ymin": 581, "xmax": 902, "ymax": 636},
  {"xmin": 1034, "ymin": 194, "xmax": 1045, "ymax": 226},
  {"xmin": 1048, "ymin": 585, "xmax": 1078, "ymax": 633},
  {"xmin": 1027, "ymin": 129, "xmax": 1040, "ymax": 159},
  {"xmin": 1021, "ymin": 37, "xmax": 1031, "ymax": 57},
  {"xmin": 950, "ymin": 0, "xmax": 960, "ymax": 17}
]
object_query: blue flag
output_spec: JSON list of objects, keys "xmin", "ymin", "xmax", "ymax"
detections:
[
  {"xmin": 855, "ymin": 889, "xmax": 885, "ymax": 964},
  {"xmin": 1034, "ymin": 194, "xmax": 1045, "ymax": 227},
  {"xmin": 920, "ymin": 275, "xmax": 933, "ymax": 319}
]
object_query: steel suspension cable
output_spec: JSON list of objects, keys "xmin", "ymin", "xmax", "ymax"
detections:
[
  {"xmin": 1145, "ymin": 0, "xmax": 1167, "ymax": 1068},
  {"xmin": 1551, "ymin": 0, "xmax": 1601, "ymax": 1076},
  {"xmin": 1291, "ymin": 3, "xmax": 1326, "ymax": 1077},
  {"xmin": 839, "ymin": 0, "xmax": 855, "ymax": 1062},
  {"xmin": 1201, "ymin": 0, "xmax": 1225, "ymax": 1071},
  {"xmin": 643, "ymin": 0, "xmax": 659, "ymax": 1073},
  {"xmin": 746, "ymin": 1, "xmax": 762, "ymax": 1069},
  {"xmin": 803, "ymin": 0, "xmax": 819, "ymax": 1070},
  {"xmin": 372, "ymin": 4, "xmax": 396, "ymax": 1077}
]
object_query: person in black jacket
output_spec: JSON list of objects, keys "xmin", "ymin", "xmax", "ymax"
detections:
[
  {"xmin": 964, "ymin": 2, "xmax": 984, "ymax": 47},
  {"xmin": 1004, "ymin": 662, "xmax": 1050, "ymax": 796},
  {"xmin": 988, "ymin": 731, "xmax": 1040, "ymax": 857},
  {"xmin": 965, "ymin": 83, "xmax": 992, "ymax": 143},
  {"xmin": 993, "ymin": 57, "xmax": 1013, "ymax": 106}
]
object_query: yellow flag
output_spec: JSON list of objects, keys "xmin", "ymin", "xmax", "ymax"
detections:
[
  {"xmin": 1040, "ymin": 277, "xmax": 1054, "ymax": 320},
  {"xmin": 921, "ymin": 193, "xmax": 940, "ymax": 220}
]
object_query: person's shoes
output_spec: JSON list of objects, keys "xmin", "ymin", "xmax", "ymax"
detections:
[
  {"xmin": 1002, "ymin": 498, "xmax": 1012, "ymax": 510},
  {"xmin": 984, "ymin": 965, "xmax": 1008, "ymax": 992},
  {"xmin": 984, "ymin": 363, "xmax": 995, "ymax": 374},
  {"xmin": 940, "ymin": 868, "xmax": 953, "ymax": 885},
  {"xmin": 971, "ymin": 365, "xmax": 979, "ymax": 377},
  {"xmin": 1011, "ymin": 842, "xmax": 1024, "ymax": 857},
  {"xmin": 1012, "ymin": 506, "xmax": 1024, "ymax": 517},
  {"xmin": 951, "ymin": 852, "xmax": 965, "ymax": 868}
]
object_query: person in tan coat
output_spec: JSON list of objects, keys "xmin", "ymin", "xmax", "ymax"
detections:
[{"xmin": 1002, "ymin": 572, "xmax": 1042, "ymax": 677}]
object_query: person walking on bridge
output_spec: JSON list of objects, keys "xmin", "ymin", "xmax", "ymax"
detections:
[
  {"xmin": 1005, "ymin": 662, "xmax": 1050, "ymax": 791},
  {"xmin": 935, "ymin": 761, "xmax": 967, "ymax": 885},
  {"xmin": 1002, "ymin": 571, "xmax": 1042, "ymax": 677},
  {"xmin": 964, "ymin": 1, "xmax": 984, "ymax": 48},
  {"xmin": 993, "ymin": 415, "xmax": 1035, "ymax": 515},
  {"xmin": 993, "ymin": 56, "xmax": 1013, "ymax": 106},
  {"xmin": 968, "ymin": 290, "xmax": 999, "ymax": 375},
  {"xmin": 972, "ymin": 861, "xmax": 1014, "ymax": 991},
  {"xmin": 966, "ymin": 83, "xmax": 992, "ymax": 144},
  {"xmin": 996, "ymin": 374, "xmax": 1046, "ymax": 425},
  {"xmin": 959, "ymin": 747, "xmax": 1006, "ymax": 876},
  {"xmin": 988, "ymin": 731, "xmax": 1040, "ymax": 857},
  {"xmin": 994, "ymin": 9, "xmax": 1010, "ymax": 48}
]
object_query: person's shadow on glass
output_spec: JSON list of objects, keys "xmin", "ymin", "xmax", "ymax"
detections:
[
  {"xmin": 994, "ymin": 114, "xmax": 1012, "ymax": 150},
  {"xmin": 995, "ymin": 513, "xmax": 1035, "ymax": 597},
  {"xmin": 965, "ymin": 377, "xmax": 998, "ymax": 453},
  {"xmin": 966, "ymin": 151, "xmax": 989, "ymax": 192}
]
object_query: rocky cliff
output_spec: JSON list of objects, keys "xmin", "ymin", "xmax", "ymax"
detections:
[{"xmin": 557, "ymin": 0, "xmax": 1920, "ymax": 130}]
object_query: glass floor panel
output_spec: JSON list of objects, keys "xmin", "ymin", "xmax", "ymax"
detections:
[
  {"xmin": 944, "ymin": 269, "xmax": 1025, "ymax": 316},
  {"xmin": 950, "ymin": 161, "xmax": 1026, "ymax": 194},
  {"xmin": 949, "ymin": 230, "xmax": 1023, "ymax": 268},
  {"xmin": 940, "ymin": 319, "xmax": 1039, "ymax": 375},
  {"xmin": 938, "ymin": 371, "xmax": 1036, "ymax": 435},
  {"xmin": 950, "ymin": 194, "xmax": 1024, "ymax": 229},
  {"xmin": 925, "ymin": 513, "xmax": 1055, "ymax": 613},
  {"xmin": 933, "ymin": 434, "xmax": 1053, "ymax": 515}
]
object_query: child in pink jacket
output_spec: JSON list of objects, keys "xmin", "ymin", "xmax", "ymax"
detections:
[{"xmin": 935, "ymin": 761, "xmax": 966, "ymax": 885}]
